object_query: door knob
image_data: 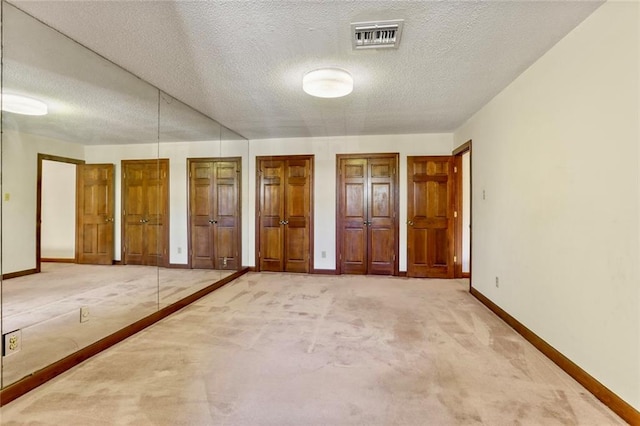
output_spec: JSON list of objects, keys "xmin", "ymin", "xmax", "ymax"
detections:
[
  {"xmin": 283, "ymin": 220, "xmax": 289, "ymax": 225},
  {"xmin": 139, "ymin": 219, "xmax": 144, "ymax": 223},
  {"xmin": 209, "ymin": 219, "xmax": 217, "ymax": 224},
  {"xmin": 407, "ymin": 220, "xmax": 414, "ymax": 226}
]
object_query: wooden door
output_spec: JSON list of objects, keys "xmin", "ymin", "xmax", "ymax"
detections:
[
  {"xmin": 189, "ymin": 158, "xmax": 241, "ymax": 270},
  {"xmin": 76, "ymin": 164, "xmax": 115, "ymax": 265},
  {"xmin": 337, "ymin": 154, "xmax": 398, "ymax": 275},
  {"xmin": 257, "ymin": 155, "xmax": 313, "ymax": 273},
  {"xmin": 407, "ymin": 156, "xmax": 455, "ymax": 278},
  {"xmin": 122, "ymin": 159, "xmax": 169, "ymax": 266}
]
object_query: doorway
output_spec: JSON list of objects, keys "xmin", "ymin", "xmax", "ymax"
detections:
[
  {"xmin": 188, "ymin": 157, "xmax": 241, "ymax": 270},
  {"xmin": 255, "ymin": 155, "xmax": 314, "ymax": 273},
  {"xmin": 454, "ymin": 141, "xmax": 471, "ymax": 279},
  {"xmin": 336, "ymin": 153, "xmax": 399, "ymax": 275},
  {"xmin": 36, "ymin": 154, "xmax": 84, "ymax": 272}
]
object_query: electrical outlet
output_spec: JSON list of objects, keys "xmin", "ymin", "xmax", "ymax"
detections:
[
  {"xmin": 495, "ymin": 277, "xmax": 500, "ymax": 288},
  {"xmin": 3, "ymin": 193, "xmax": 10, "ymax": 202},
  {"xmin": 3, "ymin": 330, "xmax": 22, "ymax": 356},
  {"xmin": 321, "ymin": 251, "xmax": 326, "ymax": 258},
  {"xmin": 177, "ymin": 247, "xmax": 182, "ymax": 254},
  {"xmin": 80, "ymin": 306, "xmax": 90, "ymax": 323}
]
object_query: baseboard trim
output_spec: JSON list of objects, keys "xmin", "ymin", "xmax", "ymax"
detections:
[
  {"xmin": 0, "ymin": 267, "xmax": 250, "ymax": 407},
  {"xmin": 470, "ymin": 287, "xmax": 639, "ymax": 425},
  {"xmin": 41, "ymin": 258, "xmax": 75, "ymax": 263},
  {"xmin": 398, "ymin": 271, "xmax": 407, "ymax": 277},
  {"xmin": 168, "ymin": 263, "xmax": 190, "ymax": 269},
  {"xmin": 311, "ymin": 268, "xmax": 337, "ymax": 275},
  {"xmin": 2, "ymin": 269, "xmax": 38, "ymax": 280}
]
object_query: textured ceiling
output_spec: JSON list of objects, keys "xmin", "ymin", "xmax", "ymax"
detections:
[{"xmin": 10, "ymin": 0, "xmax": 603, "ymax": 140}]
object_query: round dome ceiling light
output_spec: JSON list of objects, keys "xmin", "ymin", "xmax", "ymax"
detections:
[
  {"xmin": 2, "ymin": 94, "xmax": 48, "ymax": 116},
  {"xmin": 303, "ymin": 68, "xmax": 353, "ymax": 98}
]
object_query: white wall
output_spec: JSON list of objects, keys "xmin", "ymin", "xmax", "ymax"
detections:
[
  {"xmin": 247, "ymin": 133, "xmax": 453, "ymax": 270},
  {"xmin": 454, "ymin": 1, "xmax": 639, "ymax": 409},
  {"xmin": 1, "ymin": 130, "xmax": 84, "ymax": 274},
  {"xmin": 41, "ymin": 160, "xmax": 76, "ymax": 259}
]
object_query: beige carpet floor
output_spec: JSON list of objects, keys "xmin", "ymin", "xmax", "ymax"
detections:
[
  {"xmin": 2, "ymin": 263, "xmax": 232, "ymax": 386},
  {"xmin": 0, "ymin": 272, "xmax": 624, "ymax": 425}
]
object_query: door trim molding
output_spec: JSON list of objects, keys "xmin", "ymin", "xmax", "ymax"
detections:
[
  {"xmin": 453, "ymin": 140, "xmax": 472, "ymax": 280},
  {"xmin": 36, "ymin": 154, "xmax": 85, "ymax": 273}
]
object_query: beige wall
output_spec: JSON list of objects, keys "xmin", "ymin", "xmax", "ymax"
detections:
[
  {"xmin": 41, "ymin": 160, "xmax": 76, "ymax": 259},
  {"xmin": 454, "ymin": 1, "xmax": 639, "ymax": 409}
]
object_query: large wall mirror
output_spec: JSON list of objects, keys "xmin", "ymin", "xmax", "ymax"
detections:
[{"xmin": 0, "ymin": 2, "xmax": 248, "ymax": 390}]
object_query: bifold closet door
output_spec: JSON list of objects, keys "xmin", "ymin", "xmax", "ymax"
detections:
[
  {"xmin": 189, "ymin": 158, "xmax": 240, "ymax": 270},
  {"xmin": 76, "ymin": 163, "xmax": 115, "ymax": 265},
  {"xmin": 337, "ymin": 154, "xmax": 398, "ymax": 275},
  {"xmin": 407, "ymin": 156, "xmax": 454, "ymax": 278},
  {"xmin": 257, "ymin": 155, "xmax": 312, "ymax": 273},
  {"xmin": 122, "ymin": 159, "xmax": 169, "ymax": 266}
]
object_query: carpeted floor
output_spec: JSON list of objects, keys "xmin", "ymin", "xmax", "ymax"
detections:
[{"xmin": 0, "ymin": 272, "xmax": 624, "ymax": 425}]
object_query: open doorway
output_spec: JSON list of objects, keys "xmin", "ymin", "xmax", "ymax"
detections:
[
  {"xmin": 36, "ymin": 154, "xmax": 84, "ymax": 272},
  {"xmin": 453, "ymin": 141, "xmax": 471, "ymax": 279}
]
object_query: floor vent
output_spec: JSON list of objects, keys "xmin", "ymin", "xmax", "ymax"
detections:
[{"xmin": 351, "ymin": 20, "xmax": 404, "ymax": 50}]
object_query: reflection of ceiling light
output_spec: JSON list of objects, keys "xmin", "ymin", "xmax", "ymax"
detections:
[
  {"xmin": 2, "ymin": 94, "xmax": 48, "ymax": 115},
  {"xmin": 303, "ymin": 68, "xmax": 353, "ymax": 98}
]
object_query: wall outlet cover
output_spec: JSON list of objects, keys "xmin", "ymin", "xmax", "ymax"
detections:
[{"xmin": 3, "ymin": 330, "xmax": 22, "ymax": 356}]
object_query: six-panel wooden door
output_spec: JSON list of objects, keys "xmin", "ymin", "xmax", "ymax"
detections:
[
  {"xmin": 257, "ymin": 155, "xmax": 313, "ymax": 273},
  {"xmin": 122, "ymin": 159, "xmax": 169, "ymax": 266},
  {"xmin": 76, "ymin": 163, "xmax": 115, "ymax": 265},
  {"xmin": 189, "ymin": 158, "xmax": 241, "ymax": 270},
  {"xmin": 407, "ymin": 156, "xmax": 455, "ymax": 278},
  {"xmin": 337, "ymin": 154, "xmax": 398, "ymax": 275}
]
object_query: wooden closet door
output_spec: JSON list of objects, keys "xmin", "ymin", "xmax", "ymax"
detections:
[
  {"xmin": 122, "ymin": 159, "xmax": 169, "ymax": 266},
  {"xmin": 338, "ymin": 158, "xmax": 368, "ymax": 274},
  {"xmin": 367, "ymin": 157, "xmax": 396, "ymax": 275},
  {"xmin": 213, "ymin": 160, "xmax": 240, "ymax": 270},
  {"xmin": 283, "ymin": 158, "xmax": 311, "ymax": 273},
  {"xmin": 337, "ymin": 154, "xmax": 398, "ymax": 275},
  {"xmin": 407, "ymin": 156, "xmax": 454, "ymax": 278},
  {"xmin": 258, "ymin": 159, "xmax": 286, "ymax": 272},
  {"xmin": 76, "ymin": 164, "xmax": 115, "ymax": 265},
  {"xmin": 189, "ymin": 161, "xmax": 215, "ymax": 269}
]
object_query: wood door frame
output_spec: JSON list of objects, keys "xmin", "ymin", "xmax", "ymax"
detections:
[
  {"xmin": 186, "ymin": 157, "xmax": 242, "ymax": 269},
  {"xmin": 335, "ymin": 153, "xmax": 400, "ymax": 276},
  {"xmin": 255, "ymin": 155, "xmax": 314, "ymax": 272},
  {"xmin": 36, "ymin": 154, "xmax": 85, "ymax": 273},
  {"xmin": 120, "ymin": 159, "xmax": 170, "ymax": 267},
  {"xmin": 453, "ymin": 140, "xmax": 472, "ymax": 281}
]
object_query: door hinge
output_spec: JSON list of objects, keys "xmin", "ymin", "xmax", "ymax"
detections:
[
  {"xmin": 454, "ymin": 255, "xmax": 457, "ymax": 263},
  {"xmin": 339, "ymin": 253, "xmax": 342, "ymax": 260},
  {"xmin": 393, "ymin": 253, "xmax": 396, "ymax": 261},
  {"xmin": 123, "ymin": 172, "xmax": 126, "ymax": 179},
  {"xmin": 258, "ymin": 251, "xmax": 261, "ymax": 258},
  {"xmin": 123, "ymin": 246, "xmax": 126, "ymax": 253},
  {"xmin": 454, "ymin": 166, "xmax": 458, "ymax": 173},
  {"xmin": 454, "ymin": 211, "xmax": 458, "ymax": 218}
]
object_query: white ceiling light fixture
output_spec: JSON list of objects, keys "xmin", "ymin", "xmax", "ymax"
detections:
[
  {"xmin": 2, "ymin": 94, "xmax": 48, "ymax": 115},
  {"xmin": 303, "ymin": 68, "xmax": 353, "ymax": 98}
]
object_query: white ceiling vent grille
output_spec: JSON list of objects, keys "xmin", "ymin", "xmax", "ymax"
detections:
[{"xmin": 351, "ymin": 20, "xmax": 404, "ymax": 50}]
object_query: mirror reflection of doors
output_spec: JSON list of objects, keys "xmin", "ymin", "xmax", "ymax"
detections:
[
  {"xmin": 406, "ymin": 156, "xmax": 455, "ymax": 278},
  {"xmin": 256, "ymin": 155, "xmax": 313, "ymax": 273},
  {"xmin": 188, "ymin": 157, "xmax": 241, "ymax": 270},
  {"xmin": 76, "ymin": 164, "xmax": 115, "ymax": 265},
  {"xmin": 121, "ymin": 159, "xmax": 169, "ymax": 266},
  {"xmin": 337, "ymin": 153, "xmax": 399, "ymax": 275}
]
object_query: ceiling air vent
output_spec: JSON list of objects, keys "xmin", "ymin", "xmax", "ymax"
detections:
[{"xmin": 351, "ymin": 20, "xmax": 404, "ymax": 50}]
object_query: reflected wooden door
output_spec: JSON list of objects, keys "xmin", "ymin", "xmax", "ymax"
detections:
[
  {"xmin": 407, "ymin": 156, "xmax": 454, "ymax": 278},
  {"xmin": 257, "ymin": 155, "xmax": 313, "ymax": 273},
  {"xmin": 122, "ymin": 159, "xmax": 169, "ymax": 266},
  {"xmin": 337, "ymin": 154, "xmax": 398, "ymax": 275},
  {"xmin": 76, "ymin": 164, "xmax": 115, "ymax": 265},
  {"xmin": 189, "ymin": 158, "xmax": 240, "ymax": 270}
]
